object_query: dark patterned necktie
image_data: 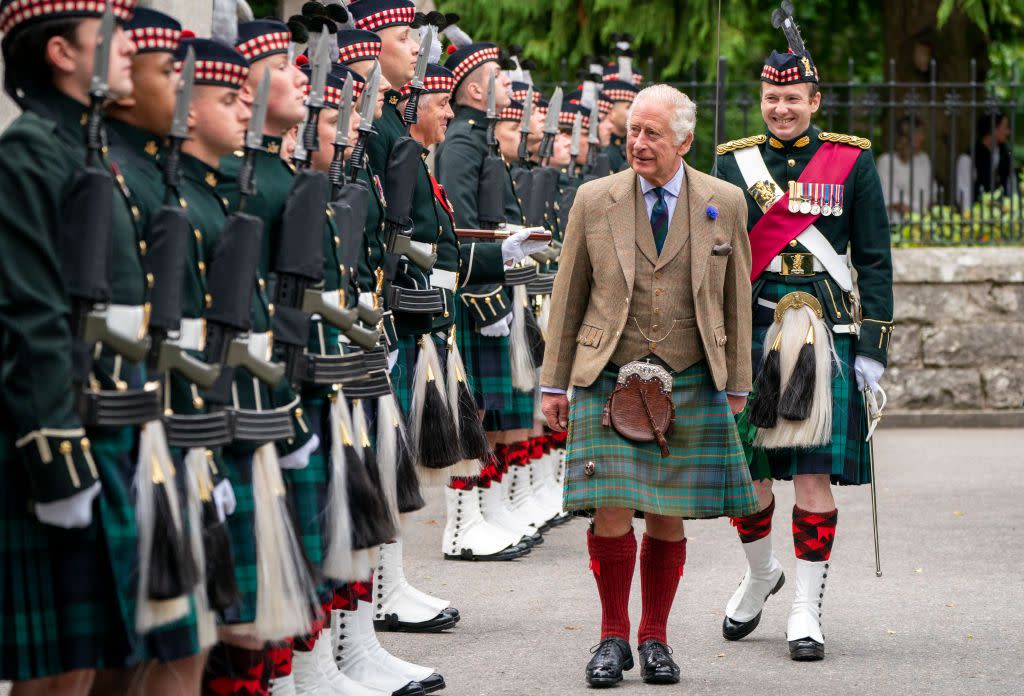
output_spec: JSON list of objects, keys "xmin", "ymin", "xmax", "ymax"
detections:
[{"xmin": 650, "ymin": 186, "xmax": 669, "ymax": 254}]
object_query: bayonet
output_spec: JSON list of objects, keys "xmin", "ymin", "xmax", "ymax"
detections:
[
  {"xmin": 328, "ymin": 76, "xmax": 355, "ymax": 192},
  {"xmin": 485, "ymin": 70, "xmax": 499, "ymax": 154},
  {"xmin": 162, "ymin": 47, "xmax": 195, "ymax": 202},
  {"xmin": 295, "ymin": 31, "xmax": 332, "ymax": 167},
  {"xmin": 85, "ymin": 5, "xmax": 115, "ymax": 161},
  {"xmin": 568, "ymin": 112, "xmax": 582, "ymax": 178},
  {"xmin": 347, "ymin": 61, "xmax": 380, "ymax": 181},
  {"xmin": 517, "ymin": 86, "xmax": 533, "ymax": 162},
  {"xmin": 617, "ymin": 55, "xmax": 634, "ymax": 84},
  {"xmin": 401, "ymin": 26, "xmax": 434, "ymax": 128},
  {"xmin": 538, "ymin": 86, "xmax": 562, "ymax": 162},
  {"xmin": 239, "ymin": 70, "xmax": 271, "ymax": 208}
]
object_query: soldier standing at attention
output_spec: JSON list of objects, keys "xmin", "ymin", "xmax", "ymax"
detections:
[{"xmin": 714, "ymin": 6, "xmax": 893, "ymax": 662}]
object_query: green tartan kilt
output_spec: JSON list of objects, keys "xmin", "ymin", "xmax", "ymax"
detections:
[
  {"xmin": 220, "ymin": 447, "xmax": 258, "ymax": 624},
  {"xmin": 564, "ymin": 362, "xmax": 758, "ymax": 519},
  {"xmin": 282, "ymin": 397, "xmax": 330, "ymax": 579},
  {"xmin": 502, "ymin": 384, "xmax": 537, "ymax": 432},
  {"xmin": 454, "ymin": 300, "xmax": 512, "ymax": 423},
  {"xmin": 392, "ymin": 333, "xmax": 449, "ymax": 418},
  {"xmin": 745, "ymin": 278, "xmax": 871, "ymax": 486}
]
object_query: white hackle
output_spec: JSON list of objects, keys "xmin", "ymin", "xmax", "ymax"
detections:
[
  {"xmin": 184, "ymin": 448, "xmax": 217, "ymax": 648},
  {"xmin": 322, "ymin": 398, "xmax": 355, "ymax": 582}
]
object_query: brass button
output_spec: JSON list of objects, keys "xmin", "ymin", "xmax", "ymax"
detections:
[
  {"xmin": 258, "ymin": 278, "xmax": 266, "ymax": 290},
  {"xmin": 193, "ymin": 396, "xmax": 204, "ymax": 409},
  {"xmin": 655, "ymin": 289, "xmax": 662, "ymax": 296},
  {"xmin": 131, "ymin": 205, "xmax": 140, "ymax": 221},
  {"xmin": 138, "ymin": 240, "xmax": 147, "ymax": 255},
  {"xmin": 197, "ymin": 261, "xmax": 206, "ymax": 274},
  {"xmin": 205, "ymin": 293, "xmax": 213, "ymax": 308},
  {"xmin": 655, "ymin": 272, "xmax": 662, "ymax": 280},
  {"xmin": 295, "ymin": 407, "xmax": 304, "ymax": 419},
  {"xmin": 194, "ymin": 228, "xmax": 202, "ymax": 242},
  {"xmin": 268, "ymin": 303, "xmax": 275, "ymax": 317},
  {"xmin": 146, "ymin": 273, "xmax": 155, "ymax": 289},
  {"xmin": 179, "ymin": 197, "xmax": 188, "ymax": 209},
  {"xmin": 59, "ymin": 440, "xmax": 72, "ymax": 455},
  {"xmin": 334, "ymin": 235, "xmax": 341, "ymax": 248},
  {"xmin": 787, "ymin": 158, "xmax": 796, "ymax": 167},
  {"xmin": 80, "ymin": 438, "xmax": 90, "ymax": 450},
  {"xmin": 789, "ymin": 240, "xmax": 798, "ymax": 248}
]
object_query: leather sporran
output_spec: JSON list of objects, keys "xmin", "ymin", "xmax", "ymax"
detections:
[{"xmin": 601, "ymin": 361, "xmax": 675, "ymax": 457}]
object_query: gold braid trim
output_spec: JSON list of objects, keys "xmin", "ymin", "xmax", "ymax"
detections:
[
  {"xmin": 716, "ymin": 134, "xmax": 767, "ymax": 155},
  {"xmin": 818, "ymin": 131, "xmax": 872, "ymax": 150}
]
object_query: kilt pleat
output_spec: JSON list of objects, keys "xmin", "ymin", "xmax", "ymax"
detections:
[
  {"xmin": 1, "ymin": 436, "xmax": 62, "ymax": 680},
  {"xmin": 219, "ymin": 448, "xmax": 258, "ymax": 624},
  {"xmin": 455, "ymin": 300, "xmax": 511, "ymax": 423},
  {"xmin": 564, "ymin": 362, "xmax": 758, "ymax": 518},
  {"xmin": 282, "ymin": 398, "xmax": 329, "ymax": 574},
  {"xmin": 747, "ymin": 279, "xmax": 871, "ymax": 485}
]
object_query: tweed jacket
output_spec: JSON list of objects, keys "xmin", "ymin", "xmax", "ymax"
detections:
[{"xmin": 540, "ymin": 162, "xmax": 753, "ymax": 393}]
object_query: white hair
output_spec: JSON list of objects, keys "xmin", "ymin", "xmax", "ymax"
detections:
[{"xmin": 627, "ymin": 84, "xmax": 697, "ymax": 144}]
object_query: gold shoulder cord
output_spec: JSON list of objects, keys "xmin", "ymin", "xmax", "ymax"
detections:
[
  {"xmin": 716, "ymin": 134, "xmax": 767, "ymax": 156},
  {"xmin": 818, "ymin": 132, "xmax": 872, "ymax": 150}
]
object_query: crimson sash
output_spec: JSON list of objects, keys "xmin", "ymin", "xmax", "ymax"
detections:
[{"xmin": 748, "ymin": 142, "xmax": 861, "ymax": 281}]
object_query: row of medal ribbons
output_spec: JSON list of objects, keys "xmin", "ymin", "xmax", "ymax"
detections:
[{"xmin": 788, "ymin": 180, "xmax": 844, "ymax": 216}]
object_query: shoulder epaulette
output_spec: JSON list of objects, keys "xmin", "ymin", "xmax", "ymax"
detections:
[
  {"xmin": 818, "ymin": 131, "xmax": 872, "ymax": 150},
  {"xmin": 715, "ymin": 134, "xmax": 766, "ymax": 156}
]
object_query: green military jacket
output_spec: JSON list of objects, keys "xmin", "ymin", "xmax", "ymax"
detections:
[
  {"xmin": 366, "ymin": 90, "xmax": 406, "ymax": 187},
  {"xmin": 0, "ymin": 88, "xmax": 139, "ymax": 501},
  {"xmin": 714, "ymin": 125, "xmax": 895, "ymax": 365},
  {"xmin": 607, "ymin": 133, "xmax": 627, "ymax": 173}
]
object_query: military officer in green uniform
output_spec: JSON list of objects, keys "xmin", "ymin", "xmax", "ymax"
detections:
[
  {"xmin": 104, "ymin": 8, "xmax": 215, "ymax": 694},
  {"xmin": 713, "ymin": 15, "xmax": 893, "ymax": 662},
  {"xmin": 0, "ymin": 0, "xmax": 187, "ymax": 691}
]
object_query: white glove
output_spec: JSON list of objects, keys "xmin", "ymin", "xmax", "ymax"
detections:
[
  {"xmin": 34, "ymin": 481, "xmax": 101, "ymax": 529},
  {"xmin": 479, "ymin": 314, "xmax": 513, "ymax": 337},
  {"xmin": 501, "ymin": 227, "xmax": 550, "ymax": 266},
  {"xmin": 278, "ymin": 433, "xmax": 320, "ymax": 470},
  {"xmin": 387, "ymin": 348, "xmax": 400, "ymax": 373},
  {"xmin": 854, "ymin": 356, "xmax": 885, "ymax": 394},
  {"xmin": 213, "ymin": 478, "xmax": 237, "ymax": 521}
]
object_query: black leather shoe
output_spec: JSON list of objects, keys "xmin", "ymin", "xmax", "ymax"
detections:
[
  {"xmin": 374, "ymin": 607, "xmax": 459, "ymax": 633},
  {"xmin": 585, "ymin": 637, "xmax": 633, "ymax": 687},
  {"xmin": 444, "ymin": 542, "xmax": 531, "ymax": 561},
  {"xmin": 419, "ymin": 672, "xmax": 446, "ymax": 693},
  {"xmin": 722, "ymin": 573, "xmax": 786, "ymax": 641},
  {"xmin": 391, "ymin": 681, "xmax": 426, "ymax": 696},
  {"xmin": 789, "ymin": 637, "xmax": 825, "ymax": 661},
  {"xmin": 638, "ymin": 640, "xmax": 680, "ymax": 685}
]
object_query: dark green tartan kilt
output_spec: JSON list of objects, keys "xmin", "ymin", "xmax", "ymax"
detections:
[
  {"xmin": 500, "ymin": 385, "xmax": 537, "ymax": 432},
  {"xmin": 745, "ymin": 278, "xmax": 871, "ymax": 486},
  {"xmin": 563, "ymin": 362, "xmax": 758, "ymax": 519},
  {"xmin": 282, "ymin": 397, "xmax": 330, "ymax": 578},
  {"xmin": 220, "ymin": 447, "xmax": 257, "ymax": 625},
  {"xmin": 455, "ymin": 300, "xmax": 512, "ymax": 424},
  {"xmin": 392, "ymin": 333, "xmax": 450, "ymax": 418}
]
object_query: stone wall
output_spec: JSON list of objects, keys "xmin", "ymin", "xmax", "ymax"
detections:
[{"xmin": 887, "ymin": 247, "xmax": 1024, "ymax": 415}]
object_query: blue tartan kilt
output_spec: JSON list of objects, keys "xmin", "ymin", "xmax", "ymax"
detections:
[{"xmin": 745, "ymin": 278, "xmax": 871, "ymax": 486}]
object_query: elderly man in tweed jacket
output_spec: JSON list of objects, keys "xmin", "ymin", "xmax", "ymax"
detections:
[{"xmin": 540, "ymin": 84, "xmax": 758, "ymax": 688}]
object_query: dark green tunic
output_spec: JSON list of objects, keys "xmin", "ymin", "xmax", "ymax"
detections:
[
  {"xmin": 0, "ymin": 88, "xmax": 145, "ymax": 677},
  {"xmin": 607, "ymin": 132, "xmax": 627, "ymax": 173},
  {"xmin": 715, "ymin": 125, "xmax": 894, "ymax": 485}
]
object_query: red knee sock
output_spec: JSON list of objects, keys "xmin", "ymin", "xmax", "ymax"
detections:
[
  {"xmin": 792, "ymin": 506, "xmax": 838, "ymax": 561},
  {"xmin": 266, "ymin": 640, "xmax": 293, "ymax": 679},
  {"xmin": 203, "ymin": 643, "xmax": 269, "ymax": 696},
  {"xmin": 637, "ymin": 535, "xmax": 687, "ymax": 645},
  {"xmin": 587, "ymin": 528, "xmax": 637, "ymax": 641},
  {"xmin": 730, "ymin": 497, "xmax": 775, "ymax": 543},
  {"xmin": 448, "ymin": 475, "xmax": 477, "ymax": 490}
]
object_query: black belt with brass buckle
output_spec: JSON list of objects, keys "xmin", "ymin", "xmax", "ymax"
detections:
[
  {"xmin": 389, "ymin": 286, "xmax": 444, "ymax": 314},
  {"xmin": 79, "ymin": 387, "xmax": 162, "ymax": 427},
  {"xmin": 164, "ymin": 411, "xmax": 233, "ymax": 448},
  {"xmin": 342, "ymin": 369, "xmax": 392, "ymax": 400},
  {"xmin": 779, "ymin": 252, "xmax": 819, "ymax": 277},
  {"xmin": 230, "ymin": 408, "xmax": 295, "ymax": 443}
]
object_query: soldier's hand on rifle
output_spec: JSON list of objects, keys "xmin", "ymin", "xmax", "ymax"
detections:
[
  {"xmin": 501, "ymin": 228, "xmax": 550, "ymax": 266},
  {"xmin": 34, "ymin": 482, "xmax": 102, "ymax": 529},
  {"xmin": 542, "ymin": 392, "xmax": 570, "ymax": 432},
  {"xmin": 854, "ymin": 356, "xmax": 885, "ymax": 395},
  {"xmin": 479, "ymin": 314, "xmax": 513, "ymax": 337}
]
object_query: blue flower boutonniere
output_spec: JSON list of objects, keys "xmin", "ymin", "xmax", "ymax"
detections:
[{"xmin": 706, "ymin": 205, "xmax": 719, "ymax": 220}]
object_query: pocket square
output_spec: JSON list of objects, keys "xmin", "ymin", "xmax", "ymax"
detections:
[{"xmin": 711, "ymin": 243, "xmax": 733, "ymax": 257}]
